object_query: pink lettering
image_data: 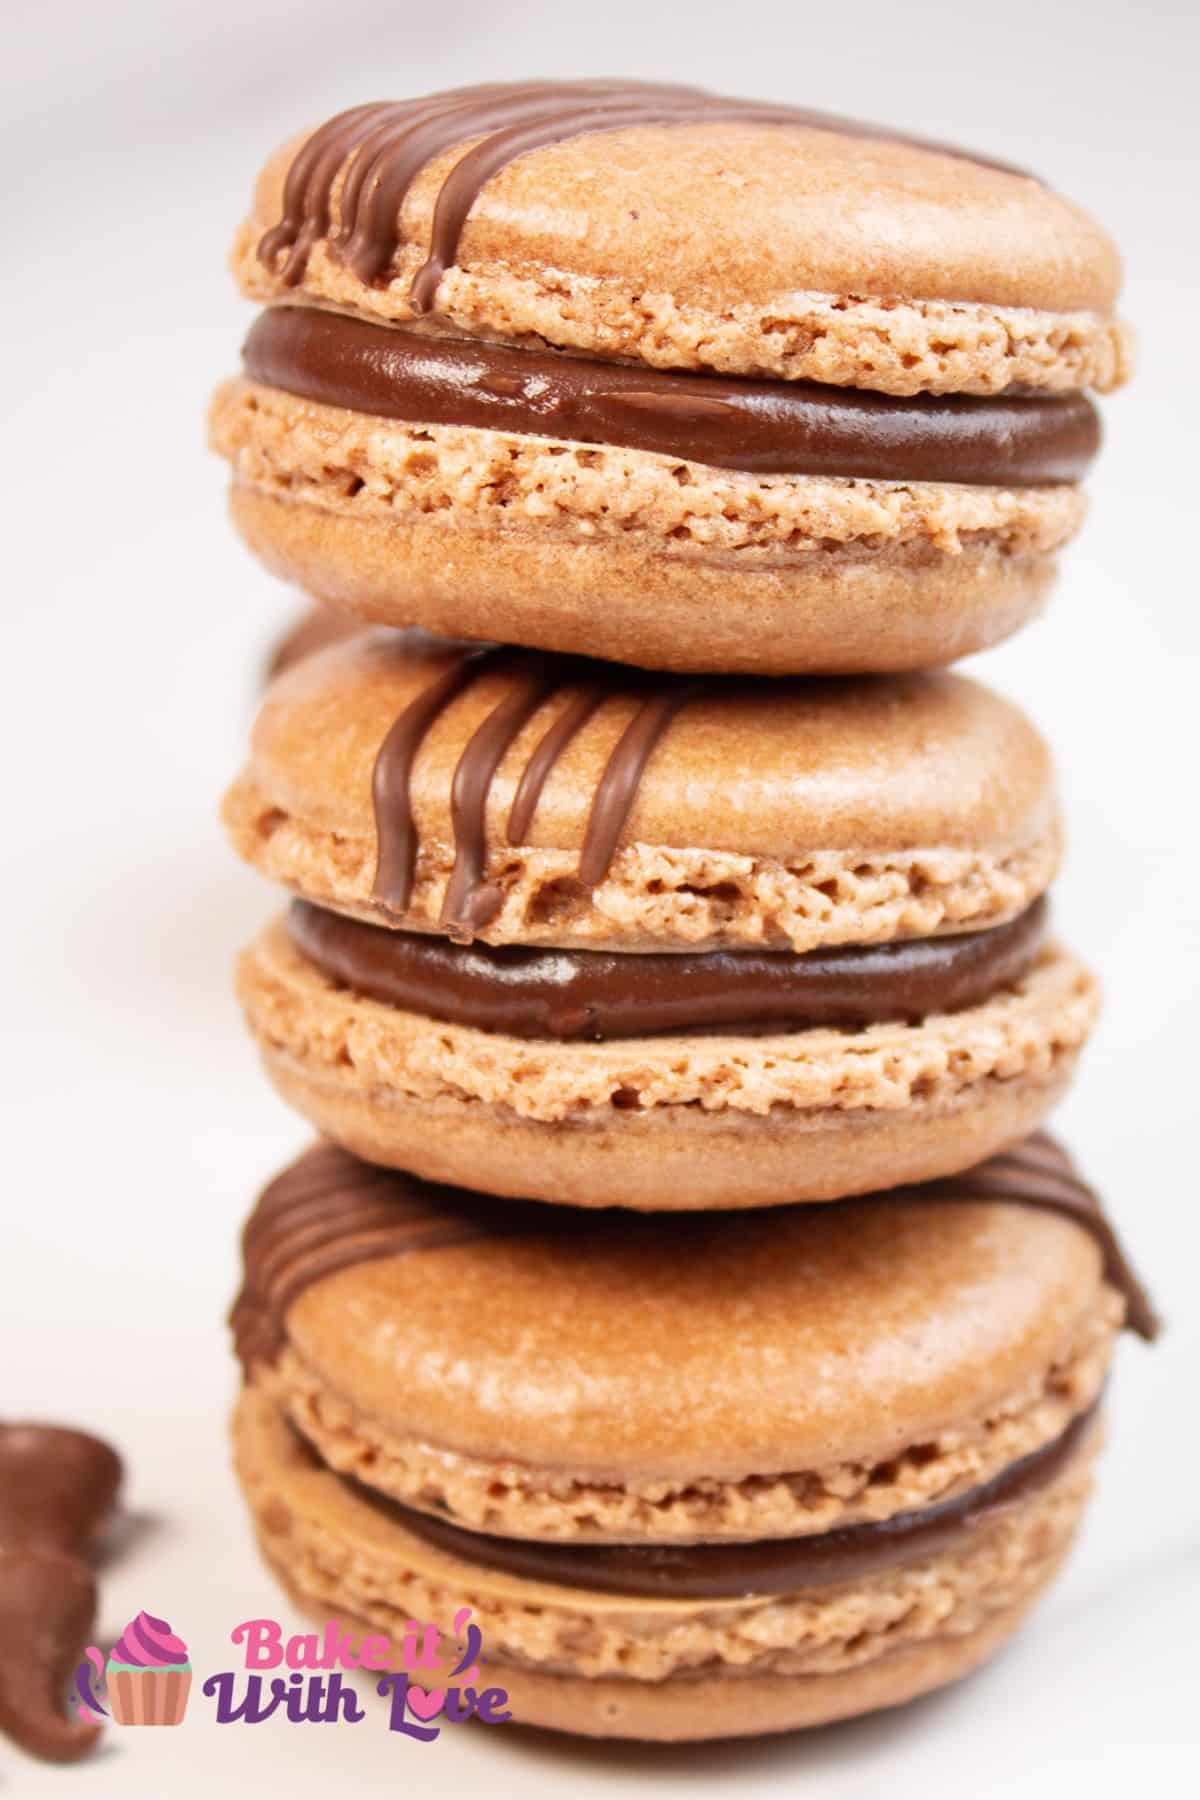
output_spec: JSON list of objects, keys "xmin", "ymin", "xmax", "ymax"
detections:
[
  {"xmin": 231, "ymin": 1619, "xmax": 283, "ymax": 1670},
  {"xmin": 359, "ymin": 1634, "xmax": 392, "ymax": 1670}
]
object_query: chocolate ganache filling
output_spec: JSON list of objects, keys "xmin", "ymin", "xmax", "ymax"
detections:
[
  {"xmin": 287, "ymin": 896, "xmax": 1049, "ymax": 1041},
  {"xmin": 243, "ymin": 307, "xmax": 1100, "ymax": 486},
  {"xmin": 341, "ymin": 1400, "xmax": 1099, "ymax": 1600}
]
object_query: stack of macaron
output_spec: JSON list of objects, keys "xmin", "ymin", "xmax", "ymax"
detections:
[{"xmin": 213, "ymin": 80, "xmax": 1156, "ymax": 1742}]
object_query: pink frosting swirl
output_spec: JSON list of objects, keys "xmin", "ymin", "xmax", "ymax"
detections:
[{"xmin": 108, "ymin": 1612, "xmax": 189, "ymax": 1668}]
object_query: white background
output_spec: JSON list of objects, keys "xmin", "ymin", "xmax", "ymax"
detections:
[{"xmin": 3, "ymin": 1, "xmax": 1197, "ymax": 1793}]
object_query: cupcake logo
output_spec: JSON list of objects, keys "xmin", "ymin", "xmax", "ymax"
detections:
[
  {"xmin": 68, "ymin": 1606, "xmax": 510, "ymax": 1744},
  {"xmin": 75, "ymin": 1611, "xmax": 192, "ymax": 1727}
]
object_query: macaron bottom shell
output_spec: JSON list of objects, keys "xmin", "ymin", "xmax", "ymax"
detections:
[
  {"xmin": 224, "ymin": 472, "xmax": 1069, "ymax": 678},
  {"xmin": 237, "ymin": 920, "xmax": 1097, "ymax": 1208},
  {"xmin": 234, "ymin": 1387, "xmax": 1096, "ymax": 1742}
]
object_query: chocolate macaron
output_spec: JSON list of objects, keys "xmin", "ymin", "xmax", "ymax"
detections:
[
  {"xmin": 223, "ymin": 630, "xmax": 1097, "ymax": 1208},
  {"xmin": 265, "ymin": 602, "xmax": 358, "ymax": 683},
  {"xmin": 209, "ymin": 81, "xmax": 1126, "ymax": 676},
  {"xmin": 231, "ymin": 1137, "xmax": 1156, "ymax": 1741}
]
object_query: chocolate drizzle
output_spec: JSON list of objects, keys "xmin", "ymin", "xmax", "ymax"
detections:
[
  {"xmin": 579, "ymin": 685, "xmax": 703, "ymax": 889},
  {"xmin": 287, "ymin": 896, "xmax": 1050, "ymax": 1041},
  {"xmin": 243, "ymin": 307, "xmax": 1100, "ymax": 487},
  {"xmin": 507, "ymin": 687, "xmax": 608, "ymax": 845},
  {"xmin": 370, "ymin": 651, "xmax": 708, "ymax": 940},
  {"xmin": 442, "ymin": 662, "xmax": 558, "ymax": 936},
  {"xmin": 343, "ymin": 1398, "xmax": 1100, "ymax": 1600},
  {"xmin": 231, "ymin": 1136, "xmax": 1158, "ymax": 1388},
  {"xmin": 892, "ymin": 1135, "xmax": 1160, "ymax": 1342},
  {"xmin": 257, "ymin": 81, "xmax": 1026, "ymax": 311},
  {"xmin": 230, "ymin": 1144, "xmax": 566, "ymax": 1373},
  {"xmin": 371, "ymin": 645, "xmax": 498, "ymax": 917}
]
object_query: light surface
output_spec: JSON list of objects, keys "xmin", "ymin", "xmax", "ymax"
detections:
[{"xmin": 1, "ymin": 1, "xmax": 1196, "ymax": 1793}]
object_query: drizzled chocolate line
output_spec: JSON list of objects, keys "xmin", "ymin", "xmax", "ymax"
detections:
[
  {"xmin": 888, "ymin": 1134, "xmax": 1160, "ymax": 1341},
  {"xmin": 370, "ymin": 652, "xmax": 708, "ymax": 941},
  {"xmin": 230, "ymin": 1143, "xmax": 574, "ymax": 1373},
  {"xmin": 579, "ymin": 685, "xmax": 702, "ymax": 889},
  {"xmin": 243, "ymin": 307, "xmax": 1100, "ymax": 487},
  {"xmin": 507, "ymin": 688, "xmax": 608, "ymax": 845},
  {"xmin": 442, "ymin": 664, "xmax": 558, "ymax": 937},
  {"xmin": 371, "ymin": 645, "xmax": 498, "ymax": 916},
  {"xmin": 345, "ymin": 1399, "xmax": 1100, "ymax": 1600},
  {"xmin": 231, "ymin": 1137, "xmax": 1158, "ymax": 1386},
  {"xmin": 287, "ymin": 896, "xmax": 1050, "ymax": 1042},
  {"xmin": 257, "ymin": 81, "xmax": 1026, "ymax": 310}
]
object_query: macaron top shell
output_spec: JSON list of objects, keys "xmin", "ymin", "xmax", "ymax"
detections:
[
  {"xmin": 225, "ymin": 630, "xmax": 1059, "ymax": 951},
  {"xmin": 232, "ymin": 85, "xmax": 1128, "ymax": 396},
  {"xmin": 282, "ymin": 1191, "xmax": 1105, "ymax": 1483}
]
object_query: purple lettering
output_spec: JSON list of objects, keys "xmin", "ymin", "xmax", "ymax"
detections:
[
  {"xmin": 377, "ymin": 1672, "xmax": 440, "ymax": 1743},
  {"xmin": 202, "ymin": 1672, "xmax": 287, "ymax": 1724}
]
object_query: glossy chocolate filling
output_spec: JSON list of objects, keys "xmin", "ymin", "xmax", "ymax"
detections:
[
  {"xmin": 340, "ymin": 1401, "xmax": 1098, "ymax": 1601},
  {"xmin": 244, "ymin": 306, "xmax": 1100, "ymax": 486},
  {"xmin": 287, "ymin": 896, "xmax": 1048, "ymax": 1041}
]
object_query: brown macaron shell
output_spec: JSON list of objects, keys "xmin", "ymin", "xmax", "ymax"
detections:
[
  {"xmin": 211, "ymin": 367, "xmax": 1084, "ymax": 678},
  {"xmin": 217, "ymin": 87, "xmax": 1126, "ymax": 676},
  {"xmin": 231, "ymin": 1150, "xmax": 1127, "ymax": 1739},
  {"xmin": 239, "ymin": 1150, "xmax": 1120, "ymax": 1518},
  {"xmin": 236, "ymin": 1385, "xmax": 1096, "ymax": 1739},
  {"xmin": 224, "ymin": 631, "xmax": 1062, "ymax": 954},
  {"xmin": 265, "ymin": 602, "xmax": 358, "ymax": 682},
  {"xmin": 225, "ymin": 634, "xmax": 1091, "ymax": 1206},
  {"xmin": 238, "ymin": 915, "xmax": 1095, "ymax": 1208},
  {"xmin": 232, "ymin": 99, "xmax": 1127, "ymax": 396}
]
